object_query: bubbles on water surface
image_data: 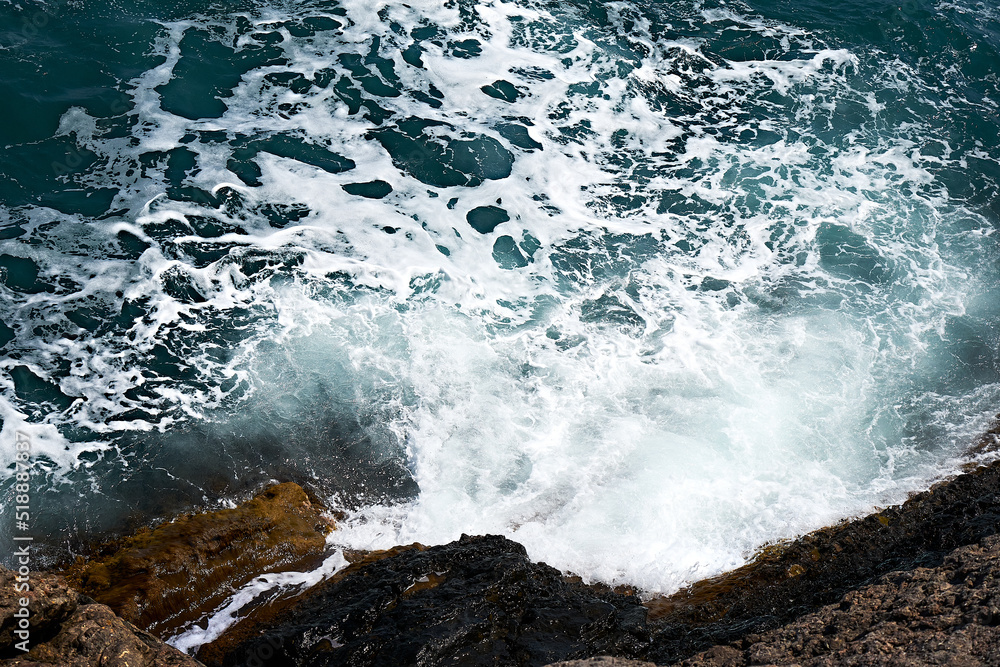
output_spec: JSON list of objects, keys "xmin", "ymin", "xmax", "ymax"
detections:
[{"xmin": 1, "ymin": 0, "xmax": 1000, "ymax": 588}]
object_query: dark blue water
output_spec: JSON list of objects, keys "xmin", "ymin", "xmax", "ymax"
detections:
[{"xmin": 2, "ymin": 0, "xmax": 1000, "ymax": 596}]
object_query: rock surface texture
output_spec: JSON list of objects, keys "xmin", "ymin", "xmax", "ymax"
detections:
[
  {"xmin": 0, "ymin": 566, "xmax": 203, "ymax": 666},
  {"xmin": 646, "ymin": 457, "xmax": 1000, "ymax": 662},
  {"xmin": 544, "ymin": 659, "xmax": 657, "ymax": 667},
  {"xmin": 211, "ymin": 459, "xmax": 1000, "ymax": 667},
  {"xmin": 218, "ymin": 534, "xmax": 651, "ymax": 667},
  {"xmin": 62, "ymin": 482, "xmax": 333, "ymax": 638},
  {"xmin": 681, "ymin": 534, "xmax": 1000, "ymax": 666}
]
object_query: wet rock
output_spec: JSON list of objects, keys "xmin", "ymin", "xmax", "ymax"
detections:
[
  {"xmin": 219, "ymin": 534, "xmax": 650, "ymax": 667},
  {"xmin": 195, "ymin": 543, "xmax": 425, "ymax": 666},
  {"xmin": 203, "ymin": 458, "xmax": 1000, "ymax": 666},
  {"xmin": 0, "ymin": 566, "xmax": 202, "ymax": 666},
  {"xmin": 544, "ymin": 659, "xmax": 657, "ymax": 667},
  {"xmin": 645, "ymin": 457, "xmax": 1000, "ymax": 662},
  {"xmin": 681, "ymin": 534, "xmax": 1000, "ymax": 666},
  {"xmin": 62, "ymin": 482, "xmax": 333, "ymax": 639}
]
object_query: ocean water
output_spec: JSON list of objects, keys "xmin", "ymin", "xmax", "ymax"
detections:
[{"xmin": 2, "ymin": 0, "xmax": 1000, "ymax": 602}]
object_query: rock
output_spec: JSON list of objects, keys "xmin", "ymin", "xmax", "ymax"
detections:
[
  {"xmin": 0, "ymin": 562, "xmax": 77, "ymax": 649},
  {"xmin": 0, "ymin": 566, "xmax": 203, "ymax": 666},
  {"xmin": 18, "ymin": 450, "xmax": 997, "ymax": 667},
  {"xmin": 681, "ymin": 534, "xmax": 1000, "ymax": 666},
  {"xmin": 62, "ymin": 482, "xmax": 334, "ymax": 638},
  {"xmin": 201, "ymin": 459, "xmax": 1000, "ymax": 666},
  {"xmin": 195, "ymin": 543, "xmax": 426, "ymax": 666},
  {"xmin": 544, "ymin": 658, "xmax": 658, "ymax": 667},
  {"xmin": 218, "ymin": 534, "xmax": 650, "ymax": 667},
  {"xmin": 645, "ymin": 457, "xmax": 1000, "ymax": 663}
]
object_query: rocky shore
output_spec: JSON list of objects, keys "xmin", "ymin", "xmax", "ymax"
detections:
[
  {"xmin": 0, "ymin": 565, "xmax": 201, "ymax": 667},
  {"xmin": 62, "ymin": 482, "xmax": 334, "ymax": 639},
  {"xmin": 679, "ymin": 534, "xmax": 1000, "ymax": 665},
  {"xmin": 2, "ymin": 455, "xmax": 999, "ymax": 666}
]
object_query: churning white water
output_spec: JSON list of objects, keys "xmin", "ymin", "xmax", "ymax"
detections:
[{"xmin": 2, "ymin": 0, "xmax": 1000, "ymax": 599}]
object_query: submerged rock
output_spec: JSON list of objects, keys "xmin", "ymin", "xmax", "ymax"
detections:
[
  {"xmin": 62, "ymin": 482, "xmax": 334, "ymax": 639},
  {"xmin": 0, "ymin": 566, "xmax": 203, "ymax": 666},
  {"xmin": 219, "ymin": 534, "xmax": 650, "ymax": 667}
]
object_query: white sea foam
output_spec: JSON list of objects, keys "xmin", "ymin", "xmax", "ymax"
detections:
[
  {"xmin": 0, "ymin": 398, "xmax": 108, "ymax": 475},
  {"xmin": 1, "ymin": 0, "xmax": 999, "ymax": 591},
  {"xmin": 168, "ymin": 548, "xmax": 349, "ymax": 654}
]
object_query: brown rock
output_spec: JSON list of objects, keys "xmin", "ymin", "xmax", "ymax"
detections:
[
  {"xmin": 680, "ymin": 534, "xmax": 1000, "ymax": 666},
  {"xmin": 62, "ymin": 482, "xmax": 333, "ymax": 638},
  {"xmin": 0, "ymin": 566, "xmax": 202, "ymax": 667},
  {"xmin": 645, "ymin": 457, "xmax": 1000, "ymax": 663},
  {"xmin": 1, "ymin": 562, "xmax": 77, "ymax": 648}
]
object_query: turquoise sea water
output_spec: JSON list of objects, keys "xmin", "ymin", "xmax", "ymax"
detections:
[{"xmin": 2, "ymin": 0, "xmax": 1000, "ymax": 597}]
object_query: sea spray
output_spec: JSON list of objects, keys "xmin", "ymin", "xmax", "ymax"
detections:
[{"xmin": 1, "ymin": 0, "xmax": 999, "ymax": 594}]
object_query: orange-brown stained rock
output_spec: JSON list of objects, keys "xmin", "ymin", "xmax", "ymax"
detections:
[{"xmin": 62, "ymin": 482, "xmax": 334, "ymax": 639}]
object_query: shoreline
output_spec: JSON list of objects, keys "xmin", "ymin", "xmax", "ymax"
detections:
[
  {"xmin": 32, "ymin": 417, "xmax": 1000, "ymax": 580},
  {"xmin": 198, "ymin": 449, "xmax": 1000, "ymax": 666},
  {"xmin": 645, "ymin": 450, "xmax": 1000, "ymax": 662},
  {"xmin": 5, "ymin": 431, "xmax": 1000, "ymax": 665}
]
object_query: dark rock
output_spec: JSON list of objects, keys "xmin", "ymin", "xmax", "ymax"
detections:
[
  {"xmin": 219, "ymin": 534, "xmax": 650, "ymax": 667},
  {"xmin": 0, "ymin": 566, "xmax": 202, "ymax": 666},
  {"xmin": 196, "ymin": 544, "xmax": 426, "ymax": 666},
  {"xmin": 681, "ymin": 534, "xmax": 1000, "ymax": 666},
  {"xmin": 204, "ymin": 457, "xmax": 1000, "ymax": 666},
  {"xmin": 62, "ymin": 482, "xmax": 334, "ymax": 639},
  {"xmin": 645, "ymin": 456, "xmax": 1000, "ymax": 663},
  {"xmin": 544, "ymin": 659, "xmax": 656, "ymax": 667},
  {"xmin": 24, "ymin": 441, "xmax": 999, "ymax": 667}
]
